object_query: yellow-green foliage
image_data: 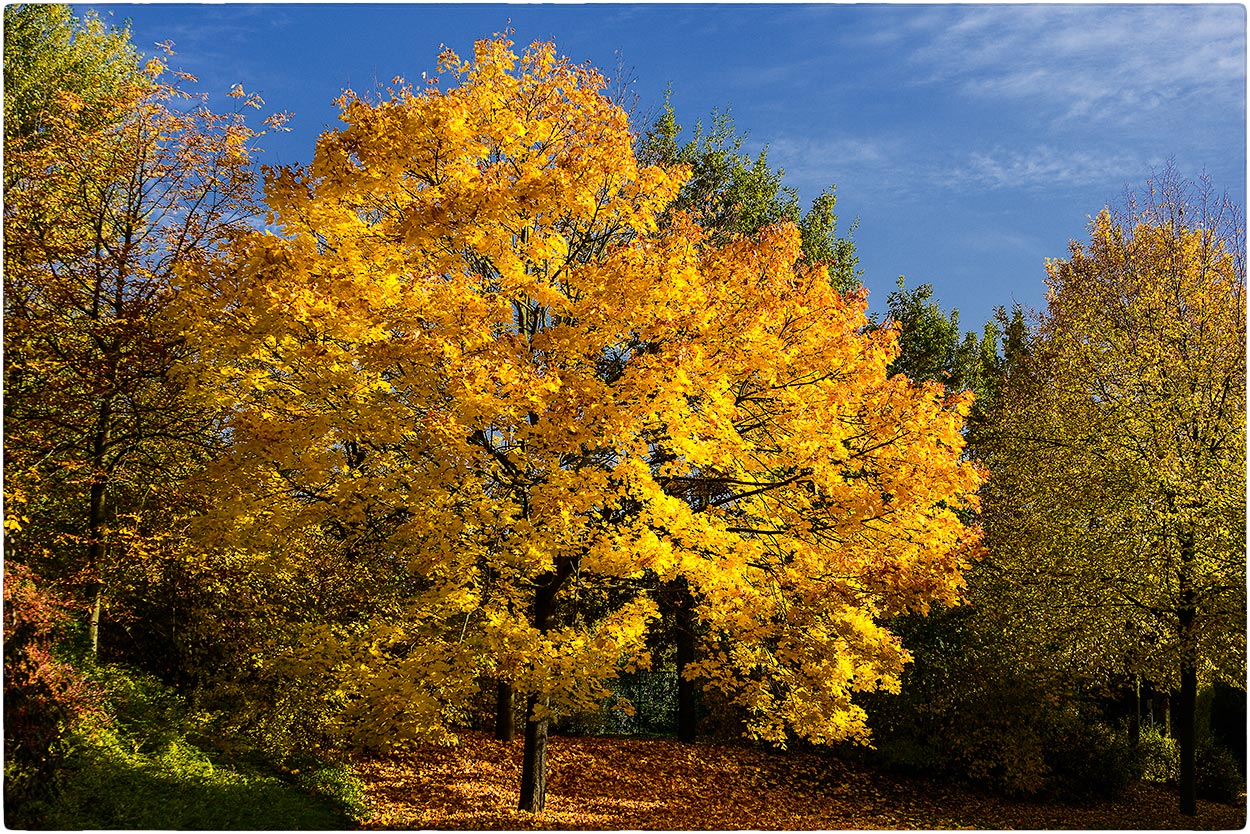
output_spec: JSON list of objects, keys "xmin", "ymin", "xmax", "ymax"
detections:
[
  {"xmin": 8, "ymin": 663, "xmax": 367, "ymax": 830},
  {"xmin": 1137, "ymin": 726, "xmax": 1180, "ymax": 784}
]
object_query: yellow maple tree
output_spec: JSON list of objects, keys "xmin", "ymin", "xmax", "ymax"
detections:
[{"xmin": 181, "ymin": 37, "xmax": 982, "ymax": 812}]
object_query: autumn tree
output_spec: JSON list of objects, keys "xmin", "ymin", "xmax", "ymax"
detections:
[
  {"xmin": 183, "ymin": 38, "xmax": 982, "ymax": 812},
  {"xmin": 980, "ymin": 172, "xmax": 1246, "ymax": 815},
  {"xmin": 3, "ymin": 18, "xmax": 267, "ymax": 660}
]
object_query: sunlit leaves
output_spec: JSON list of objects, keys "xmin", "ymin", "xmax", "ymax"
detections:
[{"xmin": 184, "ymin": 37, "xmax": 982, "ymax": 763}]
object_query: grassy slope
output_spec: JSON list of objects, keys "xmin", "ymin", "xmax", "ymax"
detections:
[
  {"xmin": 356, "ymin": 731, "xmax": 1247, "ymax": 830},
  {"xmin": 13, "ymin": 731, "xmax": 363, "ymax": 831},
  {"xmin": 6, "ymin": 662, "xmax": 367, "ymax": 830}
]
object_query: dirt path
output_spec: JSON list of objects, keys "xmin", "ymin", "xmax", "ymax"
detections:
[{"xmin": 355, "ymin": 731, "xmax": 1246, "ymax": 829}]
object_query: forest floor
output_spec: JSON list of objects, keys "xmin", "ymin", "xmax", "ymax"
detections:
[{"xmin": 354, "ymin": 731, "xmax": 1246, "ymax": 830}]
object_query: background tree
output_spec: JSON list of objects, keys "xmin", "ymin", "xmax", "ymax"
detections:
[
  {"xmin": 639, "ymin": 95, "xmax": 860, "ymax": 292},
  {"xmin": 2, "ymin": 12, "xmax": 327, "ymax": 822},
  {"xmin": 979, "ymin": 171, "xmax": 1246, "ymax": 815},
  {"xmin": 854, "ymin": 274, "xmax": 1178, "ymax": 802},
  {"xmin": 853, "ymin": 280, "xmax": 1054, "ymax": 795},
  {"xmin": 3, "ymin": 21, "xmax": 266, "ymax": 660},
  {"xmin": 3, "ymin": 5, "xmax": 142, "ymax": 173},
  {"xmin": 882, "ymin": 277, "xmax": 1003, "ymax": 412}
]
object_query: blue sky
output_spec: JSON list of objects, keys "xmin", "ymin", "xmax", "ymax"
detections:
[{"xmin": 87, "ymin": 3, "xmax": 1246, "ymax": 331}]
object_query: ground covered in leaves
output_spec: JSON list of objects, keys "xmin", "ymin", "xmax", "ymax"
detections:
[{"xmin": 354, "ymin": 731, "xmax": 1246, "ymax": 830}]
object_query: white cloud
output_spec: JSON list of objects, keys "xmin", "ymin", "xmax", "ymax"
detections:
[
  {"xmin": 900, "ymin": 5, "xmax": 1245, "ymax": 127},
  {"xmin": 757, "ymin": 134, "xmax": 904, "ymax": 200},
  {"xmin": 951, "ymin": 145, "xmax": 1154, "ymax": 191}
]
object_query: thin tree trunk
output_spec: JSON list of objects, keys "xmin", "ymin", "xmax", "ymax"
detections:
[
  {"xmin": 496, "ymin": 681, "xmax": 515, "ymax": 742},
  {"xmin": 1129, "ymin": 675, "xmax": 1141, "ymax": 749},
  {"xmin": 86, "ymin": 401, "xmax": 111, "ymax": 659},
  {"xmin": 88, "ymin": 588, "xmax": 104, "ymax": 658},
  {"xmin": 674, "ymin": 579, "xmax": 697, "ymax": 743},
  {"xmin": 1178, "ymin": 658, "xmax": 1198, "ymax": 815},
  {"xmin": 518, "ymin": 693, "xmax": 549, "ymax": 812},
  {"xmin": 1177, "ymin": 528, "xmax": 1198, "ymax": 817}
]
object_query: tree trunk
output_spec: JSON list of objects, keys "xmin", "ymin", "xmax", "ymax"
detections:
[
  {"xmin": 518, "ymin": 693, "xmax": 549, "ymax": 812},
  {"xmin": 674, "ymin": 579, "xmax": 697, "ymax": 743},
  {"xmin": 1177, "ymin": 528, "xmax": 1198, "ymax": 817},
  {"xmin": 1178, "ymin": 657, "xmax": 1198, "ymax": 816},
  {"xmin": 1129, "ymin": 676, "xmax": 1141, "ymax": 749},
  {"xmin": 88, "ymin": 587, "xmax": 104, "ymax": 658},
  {"xmin": 496, "ymin": 681, "xmax": 515, "ymax": 742},
  {"xmin": 517, "ymin": 557, "xmax": 573, "ymax": 813},
  {"xmin": 86, "ymin": 407, "xmax": 110, "ymax": 659}
]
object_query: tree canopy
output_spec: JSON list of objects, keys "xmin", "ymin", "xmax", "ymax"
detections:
[
  {"xmin": 180, "ymin": 37, "xmax": 982, "ymax": 810},
  {"xmin": 979, "ymin": 173, "xmax": 1246, "ymax": 814}
]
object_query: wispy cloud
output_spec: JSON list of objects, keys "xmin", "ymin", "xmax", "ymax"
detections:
[
  {"xmin": 901, "ymin": 5, "xmax": 1245, "ymax": 127},
  {"xmin": 950, "ymin": 145, "xmax": 1159, "ymax": 192},
  {"xmin": 757, "ymin": 134, "xmax": 907, "ymax": 201},
  {"xmin": 766, "ymin": 134, "xmax": 1167, "ymax": 204}
]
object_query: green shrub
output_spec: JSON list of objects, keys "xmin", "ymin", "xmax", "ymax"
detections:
[
  {"xmin": 290, "ymin": 760, "xmax": 371, "ymax": 820},
  {"xmin": 1134, "ymin": 725, "xmax": 1178, "ymax": 783},
  {"xmin": 857, "ymin": 606, "xmax": 1058, "ymax": 796},
  {"xmin": 32, "ymin": 720, "xmax": 360, "ymax": 830},
  {"xmin": 13, "ymin": 663, "xmax": 367, "ymax": 829},
  {"xmin": 204, "ymin": 672, "xmax": 343, "ymax": 760},
  {"xmin": 1132, "ymin": 728, "xmax": 1244, "ymax": 804},
  {"xmin": 1197, "ymin": 741, "xmax": 1245, "ymax": 805},
  {"xmin": 1044, "ymin": 717, "xmax": 1134, "ymax": 801}
]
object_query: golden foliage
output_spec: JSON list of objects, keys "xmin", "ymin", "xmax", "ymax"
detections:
[{"xmin": 181, "ymin": 37, "xmax": 982, "ymax": 751}]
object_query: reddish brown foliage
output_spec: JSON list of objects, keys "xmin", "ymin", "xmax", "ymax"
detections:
[
  {"xmin": 354, "ymin": 731, "xmax": 1245, "ymax": 830},
  {"xmin": 3, "ymin": 565, "xmax": 105, "ymax": 762}
]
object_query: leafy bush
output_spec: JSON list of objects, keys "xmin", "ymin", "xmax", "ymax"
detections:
[
  {"xmin": 3, "ymin": 565, "xmax": 109, "ymax": 825},
  {"xmin": 1134, "ymin": 725, "xmax": 1178, "ymax": 783},
  {"xmin": 31, "ymin": 720, "xmax": 361, "ymax": 830},
  {"xmin": 1043, "ymin": 716, "xmax": 1134, "ymax": 801},
  {"xmin": 1197, "ymin": 741, "xmax": 1245, "ymax": 805},
  {"xmin": 9, "ymin": 661, "xmax": 368, "ymax": 829},
  {"xmin": 4, "ymin": 566, "xmax": 106, "ymax": 757},
  {"xmin": 860, "ymin": 607, "xmax": 1139, "ymax": 801},
  {"xmin": 1131, "ymin": 727, "xmax": 1243, "ymax": 804},
  {"xmin": 859, "ymin": 607, "xmax": 1052, "ymax": 796},
  {"xmin": 204, "ymin": 670, "xmax": 343, "ymax": 760},
  {"xmin": 290, "ymin": 760, "xmax": 371, "ymax": 820},
  {"xmin": 611, "ymin": 667, "xmax": 680, "ymax": 735}
]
